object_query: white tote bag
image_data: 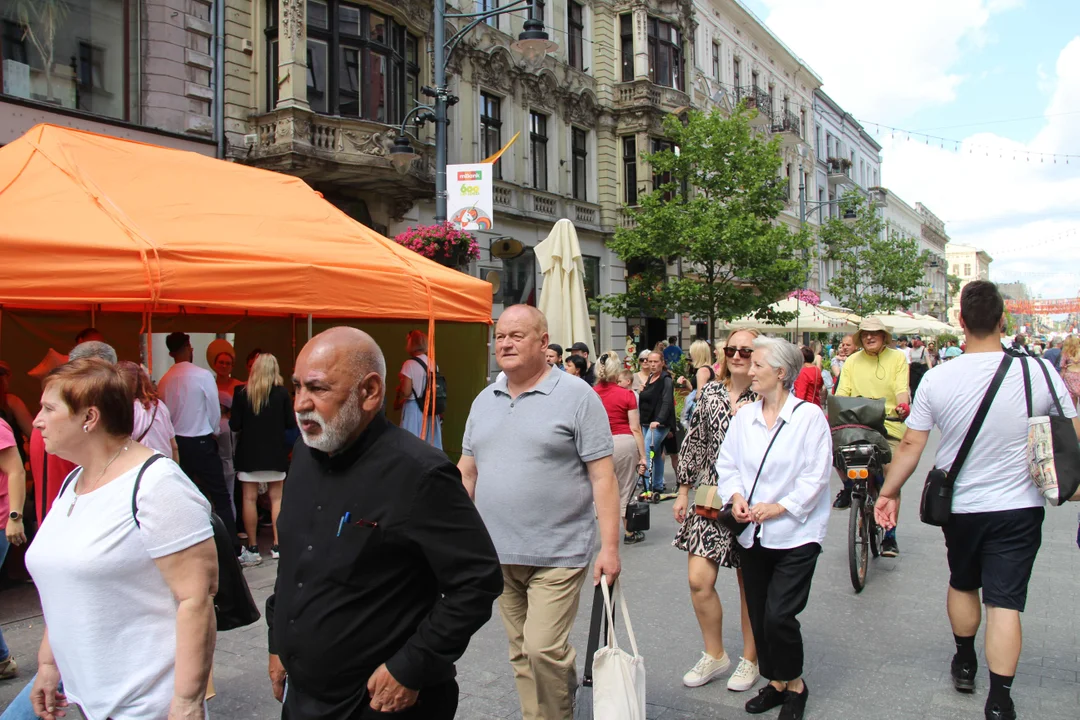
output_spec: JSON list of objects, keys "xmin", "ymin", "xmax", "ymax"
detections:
[{"xmin": 592, "ymin": 577, "xmax": 646, "ymax": 720}]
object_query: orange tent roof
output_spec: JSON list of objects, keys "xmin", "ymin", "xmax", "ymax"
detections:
[{"xmin": 0, "ymin": 124, "xmax": 492, "ymax": 323}]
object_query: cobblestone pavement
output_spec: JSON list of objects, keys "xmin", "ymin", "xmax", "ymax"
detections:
[{"xmin": 3, "ymin": 431, "xmax": 1080, "ymax": 719}]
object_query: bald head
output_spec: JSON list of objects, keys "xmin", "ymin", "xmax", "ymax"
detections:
[
  {"xmin": 495, "ymin": 305, "xmax": 550, "ymax": 379},
  {"xmin": 500, "ymin": 304, "xmax": 548, "ymax": 336},
  {"xmin": 293, "ymin": 326, "xmax": 387, "ymax": 454}
]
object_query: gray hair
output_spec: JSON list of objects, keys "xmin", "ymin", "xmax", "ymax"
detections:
[
  {"xmin": 752, "ymin": 337, "xmax": 802, "ymax": 392},
  {"xmin": 69, "ymin": 341, "xmax": 118, "ymax": 365}
]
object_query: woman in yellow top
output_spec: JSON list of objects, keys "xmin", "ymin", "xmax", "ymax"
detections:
[{"xmin": 833, "ymin": 317, "xmax": 910, "ymax": 557}]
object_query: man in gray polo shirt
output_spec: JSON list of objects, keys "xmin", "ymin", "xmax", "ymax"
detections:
[{"xmin": 459, "ymin": 304, "xmax": 621, "ymax": 720}]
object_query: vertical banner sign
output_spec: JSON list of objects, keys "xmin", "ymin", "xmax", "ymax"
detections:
[{"xmin": 447, "ymin": 163, "xmax": 494, "ymax": 231}]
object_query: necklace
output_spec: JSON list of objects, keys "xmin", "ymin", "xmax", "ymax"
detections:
[{"xmin": 68, "ymin": 443, "xmax": 129, "ymax": 517}]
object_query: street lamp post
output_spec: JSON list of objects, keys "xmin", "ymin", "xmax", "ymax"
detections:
[{"xmin": 389, "ymin": 2, "xmax": 556, "ymax": 224}]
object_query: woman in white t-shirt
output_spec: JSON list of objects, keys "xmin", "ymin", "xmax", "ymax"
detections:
[
  {"xmin": 117, "ymin": 361, "xmax": 179, "ymax": 461},
  {"xmin": 393, "ymin": 330, "xmax": 443, "ymax": 449},
  {"xmin": 26, "ymin": 358, "xmax": 217, "ymax": 720}
]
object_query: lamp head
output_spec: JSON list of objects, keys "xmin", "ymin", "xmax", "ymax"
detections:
[
  {"xmin": 513, "ymin": 18, "xmax": 558, "ymax": 69},
  {"xmin": 389, "ymin": 136, "xmax": 420, "ymax": 175}
]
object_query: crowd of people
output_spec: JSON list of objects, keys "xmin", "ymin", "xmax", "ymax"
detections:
[{"xmin": 0, "ymin": 281, "xmax": 1076, "ymax": 720}]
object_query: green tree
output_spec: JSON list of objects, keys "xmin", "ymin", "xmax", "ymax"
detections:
[
  {"xmin": 947, "ymin": 274, "xmax": 962, "ymax": 298},
  {"xmin": 600, "ymin": 107, "xmax": 813, "ymax": 341},
  {"xmin": 818, "ymin": 194, "xmax": 932, "ymax": 315}
]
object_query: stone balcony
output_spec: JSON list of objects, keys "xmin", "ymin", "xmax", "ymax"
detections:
[
  {"xmin": 613, "ymin": 80, "xmax": 691, "ymax": 116},
  {"xmin": 246, "ymin": 106, "xmax": 434, "ymax": 207},
  {"xmin": 492, "ymin": 181, "xmax": 607, "ymax": 234}
]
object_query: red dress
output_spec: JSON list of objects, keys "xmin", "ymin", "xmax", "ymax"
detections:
[{"xmin": 793, "ymin": 365, "xmax": 824, "ymax": 406}]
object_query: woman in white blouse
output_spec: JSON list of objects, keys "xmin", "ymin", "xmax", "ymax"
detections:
[
  {"xmin": 26, "ymin": 358, "xmax": 217, "ymax": 720},
  {"xmin": 715, "ymin": 337, "xmax": 832, "ymax": 720}
]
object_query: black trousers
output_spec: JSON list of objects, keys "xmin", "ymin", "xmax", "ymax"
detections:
[
  {"xmin": 175, "ymin": 434, "xmax": 241, "ymax": 553},
  {"xmin": 282, "ymin": 679, "xmax": 459, "ymax": 720},
  {"xmin": 739, "ymin": 540, "xmax": 821, "ymax": 682}
]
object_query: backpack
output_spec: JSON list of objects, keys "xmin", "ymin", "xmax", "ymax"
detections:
[
  {"xmin": 58, "ymin": 455, "xmax": 261, "ymax": 631},
  {"xmin": 409, "ymin": 357, "xmax": 448, "ymax": 416}
]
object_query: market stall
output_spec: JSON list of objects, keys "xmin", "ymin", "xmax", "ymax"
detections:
[{"xmin": 0, "ymin": 124, "xmax": 492, "ymax": 456}]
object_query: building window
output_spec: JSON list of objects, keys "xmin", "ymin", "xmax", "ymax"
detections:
[
  {"xmin": 568, "ymin": 1, "xmax": 584, "ymax": 70},
  {"xmin": 620, "ymin": 13, "xmax": 633, "ymax": 81},
  {"xmin": 647, "ymin": 18, "xmax": 682, "ymax": 90},
  {"xmin": 652, "ymin": 138, "xmax": 677, "ymax": 201},
  {"xmin": 733, "ymin": 57, "xmax": 741, "ymax": 87},
  {"xmin": 582, "ymin": 254, "xmax": 601, "ymax": 350},
  {"xmin": 504, "ymin": 248, "xmax": 537, "ymax": 306},
  {"xmin": 572, "ymin": 127, "xmax": 588, "ymax": 201},
  {"xmin": 964, "ymin": 263, "xmax": 971, "ymax": 276},
  {"xmin": 0, "ymin": 0, "xmax": 136, "ymax": 121},
  {"xmin": 482, "ymin": 0, "xmax": 498, "ymax": 28},
  {"xmin": 530, "ymin": 111, "xmax": 548, "ymax": 191},
  {"xmin": 480, "ymin": 92, "xmax": 503, "ymax": 179},
  {"xmin": 623, "ymin": 136, "xmax": 637, "ymax": 205},
  {"xmin": 529, "ymin": 0, "xmax": 545, "ymax": 22},
  {"xmin": 711, "ymin": 41, "xmax": 721, "ymax": 82},
  {"xmin": 751, "ymin": 70, "xmax": 759, "ymax": 89},
  {"xmin": 265, "ymin": 0, "xmax": 419, "ymax": 122}
]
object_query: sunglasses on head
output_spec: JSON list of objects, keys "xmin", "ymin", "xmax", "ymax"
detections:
[{"xmin": 723, "ymin": 346, "xmax": 753, "ymax": 359}]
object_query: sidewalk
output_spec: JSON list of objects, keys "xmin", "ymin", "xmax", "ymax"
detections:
[{"xmin": 3, "ymin": 437, "xmax": 1080, "ymax": 718}]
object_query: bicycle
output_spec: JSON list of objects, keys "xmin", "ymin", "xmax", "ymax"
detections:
[{"xmin": 834, "ymin": 442, "xmax": 886, "ymax": 593}]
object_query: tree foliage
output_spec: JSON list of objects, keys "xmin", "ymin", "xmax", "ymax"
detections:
[
  {"xmin": 599, "ymin": 107, "xmax": 813, "ymax": 340},
  {"xmin": 818, "ymin": 194, "xmax": 932, "ymax": 315}
]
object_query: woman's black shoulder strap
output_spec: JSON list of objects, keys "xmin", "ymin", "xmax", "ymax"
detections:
[{"xmin": 131, "ymin": 454, "xmax": 168, "ymax": 528}]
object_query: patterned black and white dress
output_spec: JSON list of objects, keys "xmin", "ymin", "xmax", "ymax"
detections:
[{"xmin": 672, "ymin": 382, "xmax": 759, "ymax": 567}]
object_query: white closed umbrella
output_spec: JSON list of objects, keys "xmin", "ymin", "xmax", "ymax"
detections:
[{"xmin": 535, "ymin": 219, "xmax": 595, "ymax": 357}]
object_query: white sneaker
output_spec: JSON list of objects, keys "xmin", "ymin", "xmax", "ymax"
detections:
[
  {"xmin": 727, "ymin": 656, "xmax": 760, "ymax": 692},
  {"xmin": 682, "ymin": 651, "xmax": 731, "ymax": 688},
  {"xmin": 239, "ymin": 547, "xmax": 263, "ymax": 567}
]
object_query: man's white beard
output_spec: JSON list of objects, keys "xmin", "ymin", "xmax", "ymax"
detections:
[{"xmin": 296, "ymin": 386, "xmax": 363, "ymax": 454}]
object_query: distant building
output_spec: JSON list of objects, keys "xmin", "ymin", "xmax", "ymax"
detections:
[
  {"xmin": 946, "ymin": 243, "xmax": 993, "ymax": 326},
  {"xmin": 917, "ymin": 203, "xmax": 949, "ymax": 321}
]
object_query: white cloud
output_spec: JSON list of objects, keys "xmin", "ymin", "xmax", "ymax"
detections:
[
  {"xmin": 878, "ymin": 37, "xmax": 1080, "ymax": 298},
  {"xmin": 758, "ymin": 0, "xmax": 1022, "ymax": 119}
]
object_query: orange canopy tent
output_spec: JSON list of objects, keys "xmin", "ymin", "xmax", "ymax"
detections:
[{"xmin": 0, "ymin": 124, "xmax": 492, "ymax": 454}]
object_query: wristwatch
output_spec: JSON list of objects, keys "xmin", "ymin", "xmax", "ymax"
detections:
[{"xmin": 8, "ymin": 511, "xmax": 20, "ymax": 521}]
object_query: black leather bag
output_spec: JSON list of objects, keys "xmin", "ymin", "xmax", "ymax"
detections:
[
  {"xmin": 624, "ymin": 499, "xmax": 650, "ymax": 532},
  {"xmin": 132, "ymin": 455, "xmax": 262, "ymax": 631},
  {"xmin": 716, "ymin": 402, "xmax": 805, "ymax": 536},
  {"xmin": 920, "ymin": 355, "xmax": 1011, "ymax": 527}
]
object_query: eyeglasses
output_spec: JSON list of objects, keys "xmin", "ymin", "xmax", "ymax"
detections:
[{"xmin": 723, "ymin": 347, "xmax": 753, "ymax": 359}]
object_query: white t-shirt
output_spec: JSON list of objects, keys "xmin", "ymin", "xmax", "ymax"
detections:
[
  {"xmin": 25, "ymin": 458, "xmax": 214, "ymax": 720},
  {"xmin": 132, "ymin": 400, "xmax": 176, "ymax": 459},
  {"xmin": 907, "ymin": 353, "xmax": 1077, "ymax": 514},
  {"xmin": 401, "ymin": 354, "xmax": 435, "ymax": 401}
]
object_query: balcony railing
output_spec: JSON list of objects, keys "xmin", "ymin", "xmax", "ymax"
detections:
[
  {"xmin": 773, "ymin": 110, "xmax": 802, "ymax": 139},
  {"xmin": 492, "ymin": 181, "xmax": 607, "ymax": 231},
  {"xmin": 733, "ymin": 86, "xmax": 775, "ymax": 124}
]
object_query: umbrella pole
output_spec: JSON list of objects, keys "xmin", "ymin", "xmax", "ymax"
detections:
[{"xmin": 307, "ymin": 314, "xmax": 313, "ymax": 341}]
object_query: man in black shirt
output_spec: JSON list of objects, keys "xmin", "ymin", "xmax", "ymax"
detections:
[{"xmin": 267, "ymin": 327, "xmax": 502, "ymax": 719}]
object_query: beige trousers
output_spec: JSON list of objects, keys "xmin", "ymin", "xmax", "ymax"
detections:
[{"xmin": 499, "ymin": 564, "xmax": 590, "ymax": 720}]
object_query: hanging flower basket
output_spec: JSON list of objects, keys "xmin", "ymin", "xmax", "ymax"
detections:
[
  {"xmin": 788, "ymin": 289, "xmax": 821, "ymax": 305},
  {"xmin": 394, "ymin": 223, "xmax": 480, "ymax": 268}
]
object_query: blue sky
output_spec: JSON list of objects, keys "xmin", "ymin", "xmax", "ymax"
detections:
[{"xmin": 741, "ymin": 0, "xmax": 1080, "ymax": 300}]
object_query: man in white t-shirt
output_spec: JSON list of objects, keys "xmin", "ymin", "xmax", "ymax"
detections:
[{"xmin": 875, "ymin": 281, "xmax": 1080, "ymax": 720}]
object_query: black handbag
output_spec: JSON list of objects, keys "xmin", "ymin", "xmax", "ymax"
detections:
[
  {"xmin": 131, "ymin": 455, "xmax": 262, "ymax": 631},
  {"xmin": 920, "ymin": 354, "xmax": 1011, "ymax": 526},
  {"xmin": 624, "ymin": 499, "xmax": 650, "ymax": 532},
  {"xmin": 716, "ymin": 402, "xmax": 805, "ymax": 536}
]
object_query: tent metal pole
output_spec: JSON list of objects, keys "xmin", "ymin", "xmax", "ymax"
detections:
[{"xmin": 307, "ymin": 314, "xmax": 313, "ymax": 340}]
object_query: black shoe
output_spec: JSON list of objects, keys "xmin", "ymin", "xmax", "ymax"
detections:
[
  {"xmin": 624, "ymin": 532, "xmax": 644, "ymax": 545},
  {"xmin": 745, "ymin": 684, "xmax": 786, "ymax": 714},
  {"xmin": 833, "ymin": 489, "xmax": 851, "ymax": 509},
  {"xmin": 985, "ymin": 700, "xmax": 1016, "ymax": 720},
  {"xmin": 951, "ymin": 654, "xmax": 977, "ymax": 693},
  {"xmin": 880, "ymin": 535, "xmax": 899, "ymax": 557},
  {"xmin": 779, "ymin": 684, "xmax": 809, "ymax": 720}
]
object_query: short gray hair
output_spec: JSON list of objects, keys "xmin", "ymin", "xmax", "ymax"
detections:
[
  {"xmin": 753, "ymin": 337, "xmax": 802, "ymax": 392},
  {"xmin": 69, "ymin": 341, "xmax": 118, "ymax": 365}
]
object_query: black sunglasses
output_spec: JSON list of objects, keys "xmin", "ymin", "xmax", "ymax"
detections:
[{"xmin": 723, "ymin": 346, "xmax": 753, "ymax": 359}]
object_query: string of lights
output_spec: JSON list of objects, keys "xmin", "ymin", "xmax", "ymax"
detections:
[{"xmin": 858, "ymin": 120, "xmax": 1079, "ymax": 165}]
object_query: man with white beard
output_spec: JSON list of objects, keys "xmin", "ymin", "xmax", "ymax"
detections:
[{"xmin": 265, "ymin": 327, "xmax": 502, "ymax": 720}]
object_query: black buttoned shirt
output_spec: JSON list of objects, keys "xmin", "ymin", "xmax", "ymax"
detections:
[{"xmin": 266, "ymin": 413, "xmax": 502, "ymax": 714}]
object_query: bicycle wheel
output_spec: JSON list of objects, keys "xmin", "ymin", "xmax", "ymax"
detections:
[{"xmin": 848, "ymin": 492, "xmax": 870, "ymax": 593}]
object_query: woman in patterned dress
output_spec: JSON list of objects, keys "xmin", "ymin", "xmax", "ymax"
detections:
[{"xmin": 672, "ymin": 329, "xmax": 761, "ymax": 691}]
